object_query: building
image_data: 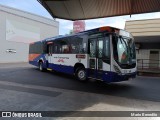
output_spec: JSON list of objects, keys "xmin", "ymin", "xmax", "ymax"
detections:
[
  {"xmin": 125, "ymin": 18, "xmax": 160, "ymax": 70},
  {"xmin": 0, "ymin": 5, "xmax": 59, "ymax": 63}
]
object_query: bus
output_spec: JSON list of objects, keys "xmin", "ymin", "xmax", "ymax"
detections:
[{"xmin": 29, "ymin": 26, "xmax": 137, "ymax": 83}]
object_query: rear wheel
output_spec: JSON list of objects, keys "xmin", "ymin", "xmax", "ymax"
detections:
[
  {"xmin": 39, "ymin": 62, "xmax": 44, "ymax": 72},
  {"xmin": 75, "ymin": 67, "xmax": 87, "ymax": 82}
]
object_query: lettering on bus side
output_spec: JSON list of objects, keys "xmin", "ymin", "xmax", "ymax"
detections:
[{"xmin": 57, "ymin": 59, "xmax": 64, "ymax": 63}]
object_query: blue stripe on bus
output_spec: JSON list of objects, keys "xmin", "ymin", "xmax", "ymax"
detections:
[
  {"xmin": 33, "ymin": 54, "xmax": 46, "ymax": 62},
  {"xmin": 48, "ymin": 63, "xmax": 74, "ymax": 74},
  {"xmin": 29, "ymin": 59, "xmax": 136, "ymax": 83},
  {"xmin": 47, "ymin": 63, "xmax": 136, "ymax": 83},
  {"xmin": 29, "ymin": 54, "xmax": 48, "ymax": 68}
]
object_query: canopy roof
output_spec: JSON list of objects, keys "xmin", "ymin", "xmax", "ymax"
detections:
[
  {"xmin": 38, "ymin": 0, "xmax": 160, "ymax": 20},
  {"xmin": 135, "ymin": 36, "xmax": 160, "ymax": 43}
]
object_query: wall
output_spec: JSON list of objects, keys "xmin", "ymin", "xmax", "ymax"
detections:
[{"xmin": 0, "ymin": 5, "xmax": 59, "ymax": 63}]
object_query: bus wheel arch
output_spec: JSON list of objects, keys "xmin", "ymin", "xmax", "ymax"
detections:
[{"xmin": 74, "ymin": 63, "xmax": 87, "ymax": 81}]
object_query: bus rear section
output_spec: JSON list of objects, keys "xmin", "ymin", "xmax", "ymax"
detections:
[{"xmin": 29, "ymin": 41, "xmax": 47, "ymax": 70}]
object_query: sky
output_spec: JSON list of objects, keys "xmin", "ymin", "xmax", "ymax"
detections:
[{"xmin": 0, "ymin": 0, "xmax": 160, "ymax": 35}]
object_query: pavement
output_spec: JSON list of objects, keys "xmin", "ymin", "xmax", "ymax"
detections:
[{"xmin": 0, "ymin": 63, "xmax": 160, "ymax": 120}]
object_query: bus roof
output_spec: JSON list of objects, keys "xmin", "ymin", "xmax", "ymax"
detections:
[{"xmin": 42, "ymin": 26, "xmax": 130, "ymax": 43}]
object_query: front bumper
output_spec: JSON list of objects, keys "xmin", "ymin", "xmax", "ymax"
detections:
[{"xmin": 103, "ymin": 71, "xmax": 137, "ymax": 83}]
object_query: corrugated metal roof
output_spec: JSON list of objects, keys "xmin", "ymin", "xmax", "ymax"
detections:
[
  {"xmin": 134, "ymin": 36, "xmax": 160, "ymax": 43},
  {"xmin": 38, "ymin": 0, "xmax": 160, "ymax": 20},
  {"xmin": 125, "ymin": 18, "xmax": 160, "ymax": 43}
]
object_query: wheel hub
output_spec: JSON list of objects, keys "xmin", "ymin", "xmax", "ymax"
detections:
[{"xmin": 78, "ymin": 70, "xmax": 85, "ymax": 79}]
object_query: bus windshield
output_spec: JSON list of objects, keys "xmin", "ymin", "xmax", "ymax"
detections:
[{"xmin": 113, "ymin": 36, "xmax": 136, "ymax": 67}]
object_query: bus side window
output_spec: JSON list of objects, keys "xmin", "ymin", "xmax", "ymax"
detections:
[
  {"xmin": 70, "ymin": 36, "xmax": 83, "ymax": 54},
  {"xmin": 55, "ymin": 41, "xmax": 62, "ymax": 53},
  {"xmin": 47, "ymin": 45, "xmax": 49, "ymax": 54},
  {"xmin": 49, "ymin": 45, "xmax": 51, "ymax": 54},
  {"xmin": 47, "ymin": 44, "xmax": 53, "ymax": 55},
  {"xmin": 52, "ymin": 44, "xmax": 55, "ymax": 54},
  {"xmin": 53, "ymin": 45, "xmax": 57, "ymax": 53},
  {"xmin": 62, "ymin": 45, "xmax": 69, "ymax": 53},
  {"xmin": 43, "ymin": 43, "xmax": 47, "ymax": 54}
]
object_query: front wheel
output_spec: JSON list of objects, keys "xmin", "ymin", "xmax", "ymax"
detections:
[{"xmin": 75, "ymin": 67, "xmax": 87, "ymax": 82}]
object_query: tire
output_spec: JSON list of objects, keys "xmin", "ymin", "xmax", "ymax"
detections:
[
  {"xmin": 39, "ymin": 62, "xmax": 44, "ymax": 72},
  {"xmin": 75, "ymin": 67, "xmax": 87, "ymax": 82}
]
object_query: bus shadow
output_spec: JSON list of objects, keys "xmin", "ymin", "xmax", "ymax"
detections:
[{"xmin": 37, "ymin": 68, "xmax": 160, "ymax": 103}]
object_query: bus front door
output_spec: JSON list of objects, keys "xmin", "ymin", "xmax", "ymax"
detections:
[{"xmin": 89, "ymin": 37, "xmax": 104, "ymax": 80}]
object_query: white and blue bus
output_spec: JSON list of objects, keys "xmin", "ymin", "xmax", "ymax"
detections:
[{"xmin": 29, "ymin": 26, "xmax": 137, "ymax": 83}]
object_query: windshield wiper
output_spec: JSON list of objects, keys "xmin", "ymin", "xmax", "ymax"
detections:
[{"xmin": 119, "ymin": 37, "xmax": 128, "ymax": 51}]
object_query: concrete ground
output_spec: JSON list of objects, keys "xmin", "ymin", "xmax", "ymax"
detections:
[{"xmin": 0, "ymin": 63, "xmax": 160, "ymax": 120}]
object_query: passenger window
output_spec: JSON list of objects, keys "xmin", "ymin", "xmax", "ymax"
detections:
[
  {"xmin": 62, "ymin": 45, "xmax": 69, "ymax": 53},
  {"xmin": 47, "ymin": 45, "xmax": 53, "ymax": 54},
  {"xmin": 55, "ymin": 41, "xmax": 63, "ymax": 53},
  {"xmin": 53, "ymin": 45, "xmax": 58, "ymax": 53},
  {"xmin": 70, "ymin": 36, "xmax": 83, "ymax": 54}
]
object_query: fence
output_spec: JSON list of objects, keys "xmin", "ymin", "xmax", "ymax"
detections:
[{"xmin": 137, "ymin": 59, "xmax": 160, "ymax": 70}]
